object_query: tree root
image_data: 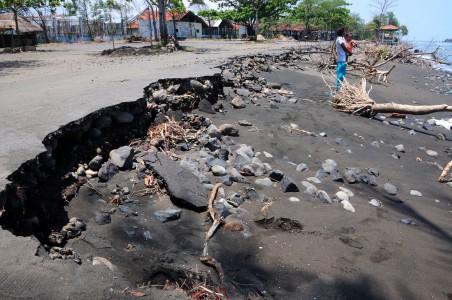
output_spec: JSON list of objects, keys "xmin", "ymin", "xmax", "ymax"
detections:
[{"xmin": 438, "ymin": 161, "xmax": 452, "ymax": 183}]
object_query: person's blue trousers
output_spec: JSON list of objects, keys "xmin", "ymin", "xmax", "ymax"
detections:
[{"xmin": 336, "ymin": 61, "xmax": 347, "ymax": 90}]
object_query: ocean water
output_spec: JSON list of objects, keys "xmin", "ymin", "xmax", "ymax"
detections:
[{"xmin": 409, "ymin": 41, "xmax": 452, "ymax": 73}]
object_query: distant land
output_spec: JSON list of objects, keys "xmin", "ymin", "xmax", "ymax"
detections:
[{"xmin": 445, "ymin": 39, "xmax": 452, "ymax": 43}]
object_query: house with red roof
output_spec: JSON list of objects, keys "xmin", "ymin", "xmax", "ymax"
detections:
[{"xmin": 127, "ymin": 9, "xmax": 206, "ymax": 39}]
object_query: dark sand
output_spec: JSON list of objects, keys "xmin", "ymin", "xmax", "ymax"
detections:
[{"xmin": 65, "ymin": 62, "xmax": 452, "ymax": 299}]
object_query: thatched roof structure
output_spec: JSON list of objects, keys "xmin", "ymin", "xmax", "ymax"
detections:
[{"xmin": 0, "ymin": 13, "xmax": 42, "ymax": 33}]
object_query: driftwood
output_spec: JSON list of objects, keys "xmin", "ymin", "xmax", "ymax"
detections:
[
  {"xmin": 332, "ymin": 79, "xmax": 452, "ymax": 116},
  {"xmin": 438, "ymin": 161, "xmax": 452, "ymax": 183}
]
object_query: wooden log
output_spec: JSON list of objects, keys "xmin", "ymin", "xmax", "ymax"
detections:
[{"xmin": 371, "ymin": 103, "xmax": 452, "ymax": 115}]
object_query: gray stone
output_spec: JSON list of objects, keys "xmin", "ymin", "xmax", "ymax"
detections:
[
  {"xmin": 142, "ymin": 152, "xmax": 209, "ymax": 210},
  {"xmin": 370, "ymin": 141, "xmax": 380, "ymax": 148},
  {"xmin": 110, "ymin": 146, "xmax": 133, "ymax": 169},
  {"xmin": 316, "ymin": 190, "xmax": 332, "ymax": 204},
  {"xmin": 154, "ymin": 208, "xmax": 182, "ymax": 223},
  {"xmin": 118, "ymin": 205, "xmax": 130, "ymax": 214},
  {"xmin": 331, "ymin": 169, "xmax": 343, "ymax": 182},
  {"xmin": 111, "ymin": 111, "xmax": 134, "ymax": 124},
  {"xmin": 218, "ymin": 148, "xmax": 229, "ymax": 161},
  {"xmin": 267, "ymin": 82, "xmax": 281, "ymax": 89},
  {"xmin": 409, "ymin": 190, "xmax": 423, "ymax": 197},
  {"xmin": 190, "ymin": 79, "xmax": 207, "ymax": 92},
  {"xmin": 269, "ymin": 170, "xmax": 284, "ymax": 182},
  {"xmin": 76, "ymin": 166, "xmax": 86, "ymax": 176},
  {"xmin": 212, "ymin": 165, "xmax": 227, "ymax": 176},
  {"xmin": 95, "ymin": 212, "xmax": 111, "ymax": 225},
  {"xmin": 255, "ymin": 178, "xmax": 273, "ymax": 187},
  {"xmin": 316, "ymin": 169, "xmax": 329, "ymax": 180},
  {"xmin": 395, "ymin": 144, "xmax": 405, "ymax": 152},
  {"xmin": 400, "ymin": 218, "xmax": 416, "ymax": 225},
  {"xmin": 322, "ymin": 159, "xmax": 338, "ymax": 173},
  {"xmin": 426, "ymin": 149, "xmax": 438, "ymax": 157},
  {"xmin": 367, "ymin": 168, "xmax": 380, "ymax": 177},
  {"xmin": 335, "ymin": 191, "xmax": 349, "ymax": 202},
  {"xmin": 88, "ymin": 155, "xmax": 103, "ymax": 171},
  {"xmin": 360, "ymin": 175, "xmax": 378, "ymax": 186},
  {"xmin": 343, "ymin": 168, "xmax": 361, "ymax": 184},
  {"xmin": 236, "ymin": 145, "xmax": 254, "ymax": 158},
  {"xmin": 227, "ymin": 193, "xmax": 244, "ymax": 207},
  {"xmin": 281, "ymin": 176, "xmax": 299, "ymax": 192},
  {"xmin": 238, "ymin": 120, "xmax": 252, "ymax": 126},
  {"xmin": 236, "ymin": 88, "xmax": 250, "ymax": 97},
  {"xmin": 307, "ymin": 177, "xmax": 322, "ymax": 184},
  {"xmin": 296, "ymin": 163, "xmax": 308, "ymax": 172},
  {"xmin": 98, "ymin": 161, "xmax": 119, "ymax": 182},
  {"xmin": 219, "ymin": 124, "xmax": 239, "ymax": 136},
  {"xmin": 391, "ymin": 153, "xmax": 400, "ymax": 160},
  {"xmin": 231, "ymin": 96, "xmax": 246, "ymax": 108},
  {"xmin": 207, "ymin": 124, "xmax": 221, "ymax": 138},
  {"xmin": 384, "ymin": 182, "xmax": 398, "ymax": 195},
  {"xmin": 301, "ymin": 181, "xmax": 317, "ymax": 195}
]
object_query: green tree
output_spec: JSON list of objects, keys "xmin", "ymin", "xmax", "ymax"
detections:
[
  {"xmin": 0, "ymin": 0, "xmax": 30, "ymax": 33},
  {"xmin": 167, "ymin": 0, "xmax": 185, "ymax": 39},
  {"xmin": 385, "ymin": 11, "xmax": 399, "ymax": 26},
  {"xmin": 291, "ymin": 0, "xmax": 320, "ymax": 32},
  {"xmin": 399, "ymin": 24, "xmax": 407, "ymax": 36},
  {"xmin": 92, "ymin": 0, "xmax": 121, "ymax": 47},
  {"xmin": 198, "ymin": 9, "xmax": 219, "ymax": 38}
]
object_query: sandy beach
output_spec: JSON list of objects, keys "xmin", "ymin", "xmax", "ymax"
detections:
[{"xmin": 0, "ymin": 40, "xmax": 451, "ymax": 299}]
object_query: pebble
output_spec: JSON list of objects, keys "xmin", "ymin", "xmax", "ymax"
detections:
[
  {"xmin": 281, "ymin": 176, "xmax": 299, "ymax": 192},
  {"xmin": 211, "ymin": 165, "xmax": 227, "ymax": 176},
  {"xmin": 255, "ymin": 178, "xmax": 273, "ymax": 187},
  {"xmin": 231, "ymin": 96, "xmax": 246, "ymax": 108},
  {"xmin": 368, "ymin": 199, "xmax": 382, "ymax": 207},
  {"xmin": 301, "ymin": 181, "xmax": 317, "ymax": 195},
  {"xmin": 76, "ymin": 166, "xmax": 85, "ymax": 176},
  {"xmin": 335, "ymin": 191, "xmax": 349, "ymax": 202},
  {"xmin": 322, "ymin": 159, "xmax": 338, "ymax": 173},
  {"xmin": 319, "ymin": 132, "xmax": 327, "ymax": 137},
  {"xmin": 383, "ymin": 182, "xmax": 398, "ymax": 195},
  {"xmin": 339, "ymin": 187, "xmax": 354, "ymax": 197},
  {"xmin": 425, "ymin": 149, "xmax": 438, "ymax": 157},
  {"xmin": 370, "ymin": 141, "xmax": 380, "ymax": 148},
  {"xmin": 296, "ymin": 163, "xmax": 309, "ymax": 172},
  {"xmin": 238, "ymin": 120, "xmax": 253, "ymax": 126},
  {"xmin": 409, "ymin": 190, "xmax": 423, "ymax": 197},
  {"xmin": 110, "ymin": 146, "xmax": 133, "ymax": 169},
  {"xmin": 316, "ymin": 190, "xmax": 332, "ymax": 204},
  {"xmin": 395, "ymin": 144, "xmax": 405, "ymax": 152},
  {"xmin": 207, "ymin": 124, "xmax": 221, "ymax": 138},
  {"xmin": 263, "ymin": 151, "xmax": 273, "ymax": 158},
  {"xmin": 268, "ymin": 170, "xmax": 284, "ymax": 182},
  {"xmin": 400, "ymin": 218, "xmax": 416, "ymax": 225},
  {"xmin": 391, "ymin": 153, "xmax": 400, "ymax": 160},
  {"xmin": 219, "ymin": 124, "xmax": 239, "ymax": 136},
  {"xmin": 289, "ymin": 197, "xmax": 301, "ymax": 202},
  {"xmin": 154, "ymin": 208, "xmax": 182, "ymax": 223},
  {"xmin": 341, "ymin": 199, "xmax": 356, "ymax": 213},
  {"xmin": 307, "ymin": 177, "xmax": 322, "ymax": 184}
]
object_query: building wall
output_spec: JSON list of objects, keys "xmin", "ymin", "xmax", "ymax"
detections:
[{"xmin": 167, "ymin": 21, "xmax": 202, "ymax": 38}]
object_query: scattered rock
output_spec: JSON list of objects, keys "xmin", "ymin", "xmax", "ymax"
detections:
[
  {"xmin": 263, "ymin": 151, "xmax": 273, "ymax": 158},
  {"xmin": 400, "ymin": 218, "xmax": 416, "ymax": 225},
  {"xmin": 281, "ymin": 176, "xmax": 299, "ymax": 192},
  {"xmin": 212, "ymin": 165, "xmax": 227, "ymax": 176},
  {"xmin": 296, "ymin": 163, "xmax": 308, "ymax": 172},
  {"xmin": 341, "ymin": 199, "xmax": 356, "ymax": 213},
  {"xmin": 154, "ymin": 208, "xmax": 182, "ymax": 223},
  {"xmin": 307, "ymin": 177, "xmax": 322, "ymax": 184},
  {"xmin": 227, "ymin": 193, "xmax": 244, "ymax": 207},
  {"xmin": 110, "ymin": 146, "xmax": 133, "ymax": 169},
  {"xmin": 319, "ymin": 132, "xmax": 327, "ymax": 137},
  {"xmin": 330, "ymin": 169, "xmax": 343, "ymax": 182},
  {"xmin": 231, "ymin": 96, "xmax": 246, "ymax": 108},
  {"xmin": 301, "ymin": 181, "xmax": 317, "ymax": 195},
  {"xmin": 395, "ymin": 144, "xmax": 405, "ymax": 152},
  {"xmin": 255, "ymin": 178, "xmax": 273, "ymax": 187},
  {"xmin": 367, "ymin": 168, "xmax": 380, "ymax": 177},
  {"xmin": 207, "ymin": 124, "xmax": 221, "ymax": 138},
  {"xmin": 391, "ymin": 153, "xmax": 400, "ymax": 160},
  {"xmin": 143, "ymin": 152, "xmax": 208, "ymax": 210},
  {"xmin": 269, "ymin": 170, "xmax": 284, "ymax": 182},
  {"xmin": 322, "ymin": 159, "xmax": 338, "ymax": 173},
  {"xmin": 369, "ymin": 199, "xmax": 382, "ymax": 207},
  {"xmin": 219, "ymin": 124, "xmax": 239, "ymax": 136},
  {"xmin": 409, "ymin": 190, "xmax": 423, "ymax": 197},
  {"xmin": 98, "ymin": 161, "xmax": 119, "ymax": 182},
  {"xmin": 88, "ymin": 155, "xmax": 103, "ymax": 171},
  {"xmin": 339, "ymin": 187, "xmax": 354, "ymax": 197},
  {"xmin": 335, "ymin": 191, "xmax": 349, "ymax": 202},
  {"xmin": 426, "ymin": 149, "xmax": 438, "ymax": 157},
  {"xmin": 316, "ymin": 190, "xmax": 332, "ymax": 204},
  {"xmin": 95, "ymin": 212, "xmax": 111, "ymax": 225},
  {"xmin": 289, "ymin": 197, "xmax": 301, "ymax": 202},
  {"xmin": 343, "ymin": 168, "xmax": 361, "ymax": 184},
  {"xmin": 383, "ymin": 182, "xmax": 398, "ymax": 195},
  {"xmin": 224, "ymin": 216, "xmax": 245, "ymax": 231},
  {"xmin": 238, "ymin": 120, "xmax": 252, "ymax": 126}
]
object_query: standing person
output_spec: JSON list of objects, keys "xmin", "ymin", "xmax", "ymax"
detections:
[{"xmin": 335, "ymin": 28, "xmax": 353, "ymax": 90}]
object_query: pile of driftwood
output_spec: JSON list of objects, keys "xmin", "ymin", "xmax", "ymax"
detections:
[{"xmin": 331, "ymin": 78, "xmax": 452, "ymax": 116}]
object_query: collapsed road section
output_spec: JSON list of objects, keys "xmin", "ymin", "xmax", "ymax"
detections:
[{"xmin": 1, "ymin": 49, "xmax": 451, "ymax": 299}]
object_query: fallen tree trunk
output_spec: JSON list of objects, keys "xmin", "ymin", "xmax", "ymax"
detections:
[
  {"xmin": 438, "ymin": 161, "xmax": 452, "ymax": 182},
  {"xmin": 332, "ymin": 79, "xmax": 452, "ymax": 116}
]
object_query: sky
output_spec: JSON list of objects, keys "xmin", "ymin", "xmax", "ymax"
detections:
[{"xmin": 347, "ymin": 0, "xmax": 452, "ymax": 41}]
